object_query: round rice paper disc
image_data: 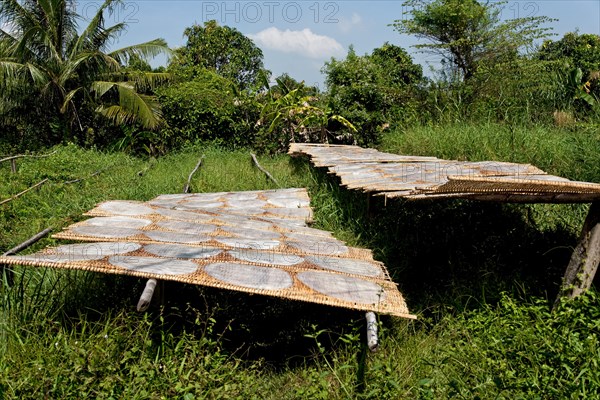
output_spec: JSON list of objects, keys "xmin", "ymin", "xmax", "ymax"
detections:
[
  {"xmin": 55, "ymin": 242, "xmax": 141, "ymax": 258},
  {"xmin": 83, "ymin": 216, "xmax": 151, "ymax": 229},
  {"xmin": 297, "ymin": 271, "xmax": 386, "ymax": 304},
  {"xmin": 71, "ymin": 225, "xmax": 141, "ymax": 239},
  {"xmin": 226, "ymin": 199, "xmax": 268, "ymax": 209},
  {"xmin": 228, "ymin": 249, "xmax": 303, "ymax": 266},
  {"xmin": 286, "ymin": 240, "xmax": 349, "ymax": 256},
  {"xmin": 304, "ymin": 255, "xmax": 383, "ymax": 277},
  {"xmin": 156, "ymin": 220, "xmax": 217, "ymax": 234},
  {"xmin": 215, "ymin": 237, "xmax": 280, "ymax": 250},
  {"xmin": 109, "ymin": 256, "xmax": 198, "ymax": 275},
  {"xmin": 220, "ymin": 226, "xmax": 281, "ymax": 240},
  {"xmin": 154, "ymin": 208, "xmax": 213, "ymax": 222},
  {"xmin": 98, "ymin": 201, "xmax": 154, "ymax": 216},
  {"xmin": 144, "ymin": 231, "xmax": 209, "ymax": 244},
  {"xmin": 204, "ymin": 262, "xmax": 293, "ymax": 290},
  {"xmin": 266, "ymin": 197, "xmax": 310, "ymax": 208},
  {"xmin": 144, "ymin": 243, "xmax": 222, "ymax": 259}
]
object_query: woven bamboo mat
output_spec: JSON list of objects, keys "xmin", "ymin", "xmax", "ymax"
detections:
[
  {"xmin": 1, "ymin": 188, "xmax": 414, "ymax": 318},
  {"xmin": 289, "ymin": 144, "xmax": 600, "ymax": 203}
]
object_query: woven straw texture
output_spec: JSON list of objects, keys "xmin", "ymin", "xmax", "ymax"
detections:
[
  {"xmin": 0, "ymin": 188, "xmax": 414, "ymax": 319},
  {"xmin": 289, "ymin": 144, "xmax": 600, "ymax": 203}
]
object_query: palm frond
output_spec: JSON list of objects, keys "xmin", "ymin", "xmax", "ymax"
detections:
[
  {"xmin": 60, "ymin": 87, "xmax": 82, "ymax": 113},
  {"xmin": 117, "ymin": 71, "xmax": 172, "ymax": 91},
  {"xmin": 93, "ymin": 80, "xmax": 162, "ymax": 129},
  {"xmin": 71, "ymin": 0, "xmax": 122, "ymax": 55},
  {"xmin": 109, "ymin": 39, "xmax": 171, "ymax": 65}
]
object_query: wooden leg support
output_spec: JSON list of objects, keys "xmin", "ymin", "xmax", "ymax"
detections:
[
  {"xmin": 137, "ymin": 278, "xmax": 158, "ymax": 311},
  {"xmin": 365, "ymin": 311, "xmax": 379, "ymax": 352},
  {"xmin": 555, "ymin": 202, "xmax": 600, "ymax": 307}
]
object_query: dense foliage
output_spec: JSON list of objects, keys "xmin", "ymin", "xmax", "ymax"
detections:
[
  {"xmin": 0, "ymin": 0, "xmax": 170, "ymax": 149},
  {"xmin": 323, "ymin": 44, "xmax": 423, "ymax": 145},
  {"xmin": 157, "ymin": 69, "xmax": 258, "ymax": 148}
]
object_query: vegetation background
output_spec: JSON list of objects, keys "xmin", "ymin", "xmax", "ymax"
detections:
[{"xmin": 1, "ymin": 0, "xmax": 600, "ymax": 398}]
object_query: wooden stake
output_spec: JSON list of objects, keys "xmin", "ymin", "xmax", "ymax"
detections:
[
  {"xmin": 10, "ymin": 159, "xmax": 16, "ymax": 173},
  {"xmin": 136, "ymin": 278, "xmax": 158, "ymax": 311},
  {"xmin": 250, "ymin": 153, "xmax": 280, "ymax": 187},
  {"xmin": 183, "ymin": 156, "xmax": 204, "ymax": 194},
  {"xmin": 365, "ymin": 311, "xmax": 379, "ymax": 352},
  {"xmin": 555, "ymin": 202, "xmax": 600, "ymax": 306},
  {"xmin": 1, "ymin": 227, "xmax": 52, "ymax": 286},
  {"xmin": 0, "ymin": 178, "xmax": 48, "ymax": 206}
]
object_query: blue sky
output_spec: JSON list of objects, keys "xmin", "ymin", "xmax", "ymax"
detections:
[{"xmin": 80, "ymin": 1, "xmax": 600, "ymax": 89}]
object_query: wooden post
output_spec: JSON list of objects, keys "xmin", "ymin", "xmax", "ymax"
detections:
[
  {"xmin": 183, "ymin": 156, "xmax": 204, "ymax": 194},
  {"xmin": 10, "ymin": 159, "xmax": 16, "ymax": 173},
  {"xmin": 365, "ymin": 311, "xmax": 379, "ymax": 352},
  {"xmin": 250, "ymin": 153, "xmax": 280, "ymax": 187},
  {"xmin": 555, "ymin": 202, "xmax": 600, "ymax": 306}
]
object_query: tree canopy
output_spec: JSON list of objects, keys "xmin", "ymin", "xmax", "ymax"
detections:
[
  {"xmin": 323, "ymin": 44, "xmax": 423, "ymax": 144},
  {"xmin": 393, "ymin": 0, "xmax": 553, "ymax": 81},
  {"xmin": 171, "ymin": 20, "xmax": 267, "ymax": 90}
]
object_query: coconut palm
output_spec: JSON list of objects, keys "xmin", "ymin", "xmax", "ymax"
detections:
[{"xmin": 0, "ymin": 0, "xmax": 170, "ymax": 140}]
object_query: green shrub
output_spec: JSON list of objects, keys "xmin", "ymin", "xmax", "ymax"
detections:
[
  {"xmin": 157, "ymin": 70, "xmax": 259, "ymax": 149},
  {"xmin": 419, "ymin": 292, "xmax": 600, "ymax": 399}
]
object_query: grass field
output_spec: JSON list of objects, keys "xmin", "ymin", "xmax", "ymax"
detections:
[{"xmin": 1, "ymin": 122, "xmax": 600, "ymax": 398}]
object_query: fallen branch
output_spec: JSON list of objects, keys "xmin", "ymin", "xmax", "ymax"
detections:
[
  {"xmin": 0, "ymin": 150, "xmax": 58, "ymax": 164},
  {"xmin": 2, "ymin": 227, "xmax": 53, "ymax": 286},
  {"xmin": 250, "ymin": 153, "xmax": 279, "ymax": 187},
  {"xmin": 0, "ymin": 178, "xmax": 48, "ymax": 206},
  {"xmin": 183, "ymin": 156, "xmax": 205, "ymax": 194},
  {"xmin": 3, "ymin": 228, "xmax": 53, "ymax": 256}
]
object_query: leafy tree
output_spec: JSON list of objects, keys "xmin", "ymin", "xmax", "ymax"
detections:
[
  {"xmin": 268, "ymin": 73, "xmax": 318, "ymax": 98},
  {"xmin": 0, "ymin": 0, "xmax": 170, "ymax": 145},
  {"xmin": 538, "ymin": 32, "xmax": 600, "ymax": 110},
  {"xmin": 539, "ymin": 32, "xmax": 600, "ymax": 77},
  {"xmin": 323, "ymin": 44, "xmax": 423, "ymax": 145},
  {"xmin": 393, "ymin": 0, "xmax": 553, "ymax": 81},
  {"xmin": 171, "ymin": 20, "xmax": 267, "ymax": 90}
]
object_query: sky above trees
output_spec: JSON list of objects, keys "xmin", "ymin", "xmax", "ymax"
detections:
[{"xmin": 77, "ymin": 1, "xmax": 600, "ymax": 88}]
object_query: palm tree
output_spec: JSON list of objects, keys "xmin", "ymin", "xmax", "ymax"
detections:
[{"xmin": 0, "ymin": 0, "xmax": 170, "ymax": 141}]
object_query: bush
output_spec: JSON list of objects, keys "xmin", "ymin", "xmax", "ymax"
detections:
[
  {"xmin": 323, "ymin": 44, "xmax": 423, "ymax": 146},
  {"xmin": 157, "ymin": 70, "xmax": 259, "ymax": 149}
]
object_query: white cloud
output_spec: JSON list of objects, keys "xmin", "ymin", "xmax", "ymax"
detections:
[
  {"xmin": 248, "ymin": 27, "xmax": 344, "ymax": 59},
  {"xmin": 338, "ymin": 12, "xmax": 363, "ymax": 34}
]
